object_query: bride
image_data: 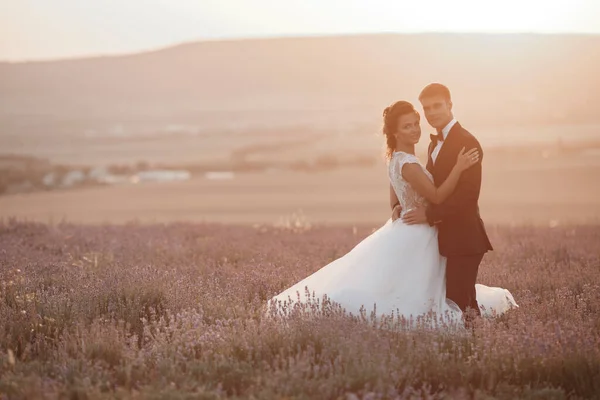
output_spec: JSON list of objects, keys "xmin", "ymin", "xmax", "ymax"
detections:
[{"xmin": 267, "ymin": 101, "xmax": 517, "ymax": 326}]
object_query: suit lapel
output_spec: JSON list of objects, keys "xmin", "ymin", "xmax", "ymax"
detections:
[
  {"xmin": 433, "ymin": 122, "xmax": 462, "ymax": 179},
  {"xmin": 426, "ymin": 141, "xmax": 434, "ymax": 173}
]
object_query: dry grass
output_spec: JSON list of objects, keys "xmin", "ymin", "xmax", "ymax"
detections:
[{"xmin": 0, "ymin": 219, "xmax": 599, "ymax": 399}]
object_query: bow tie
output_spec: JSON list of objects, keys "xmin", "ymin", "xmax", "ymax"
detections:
[{"xmin": 430, "ymin": 131, "xmax": 444, "ymax": 143}]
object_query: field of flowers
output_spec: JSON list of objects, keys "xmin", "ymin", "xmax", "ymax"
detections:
[{"xmin": 0, "ymin": 219, "xmax": 599, "ymax": 399}]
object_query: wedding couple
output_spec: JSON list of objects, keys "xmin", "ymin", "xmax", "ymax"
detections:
[{"xmin": 268, "ymin": 83, "xmax": 517, "ymax": 327}]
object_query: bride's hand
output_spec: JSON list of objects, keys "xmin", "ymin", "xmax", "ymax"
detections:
[{"xmin": 456, "ymin": 147, "xmax": 479, "ymax": 172}]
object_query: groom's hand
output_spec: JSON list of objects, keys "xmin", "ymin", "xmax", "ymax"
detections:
[{"xmin": 402, "ymin": 206, "xmax": 427, "ymax": 225}]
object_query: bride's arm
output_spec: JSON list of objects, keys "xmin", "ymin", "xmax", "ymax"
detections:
[
  {"xmin": 402, "ymin": 148, "xmax": 479, "ymax": 205},
  {"xmin": 390, "ymin": 183, "xmax": 402, "ymax": 220},
  {"xmin": 390, "ymin": 183, "xmax": 400, "ymax": 210}
]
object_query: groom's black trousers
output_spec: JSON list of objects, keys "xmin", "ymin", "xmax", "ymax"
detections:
[{"xmin": 446, "ymin": 254, "xmax": 484, "ymax": 319}]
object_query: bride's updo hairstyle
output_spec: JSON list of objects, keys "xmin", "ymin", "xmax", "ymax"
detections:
[{"xmin": 382, "ymin": 101, "xmax": 419, "ymax": 160}]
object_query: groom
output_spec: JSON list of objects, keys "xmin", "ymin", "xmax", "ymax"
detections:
[{"xmin": 394, "ymin": 83, "xmax": 493, "ymax": 324}]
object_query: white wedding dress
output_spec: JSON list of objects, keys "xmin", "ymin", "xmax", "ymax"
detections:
[{"xmin": 267, "ymin": 151, "xmax": 518, "ymax": 326}]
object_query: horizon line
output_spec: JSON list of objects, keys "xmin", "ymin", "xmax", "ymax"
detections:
[{"xmin": 2, "ymin": 30, "xmax": 599, "ymax": 64}]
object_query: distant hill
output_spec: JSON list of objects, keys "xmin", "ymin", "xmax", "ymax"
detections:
[{"xmin": 1, "ymin": 33, "xmax": 599, "ymax": 127}]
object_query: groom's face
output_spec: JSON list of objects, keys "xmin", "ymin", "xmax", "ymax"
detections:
[{"xmin": 420, "ymin": 96, "xmax": 453, "ymax": 130}]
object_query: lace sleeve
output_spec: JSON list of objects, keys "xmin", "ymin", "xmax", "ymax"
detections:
[
  {"xmin": 389, "ymin": 152, "xmax": 430, "ymax": 213},
  {"xmin": 390, "ymin": 153, "xmax": 420, "ymax": 183}
]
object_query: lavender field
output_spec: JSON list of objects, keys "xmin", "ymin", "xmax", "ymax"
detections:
[{"xmin": 0, "ymin": 219, "xmax": 599, "ymax": 399}]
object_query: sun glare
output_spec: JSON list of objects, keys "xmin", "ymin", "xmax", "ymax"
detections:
[
  {"xmin": 0, "ymin": 0, "xmax": 595, "ymax": 60},
  {"xmin": 152, "ymin": 0, "xmax": 581, "ymax": 36},
  {"xmin": 384, "ymin": 0, "xmax": 577, "ymax": 33}
]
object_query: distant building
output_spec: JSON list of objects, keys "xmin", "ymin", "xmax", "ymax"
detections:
[
  {"xmin": 135, "ymin": 170, "xmax": 191, "ymax": 183},
  {"xmin": 61, "ymin": 170, "xmax": 86, "ymax": 187}
]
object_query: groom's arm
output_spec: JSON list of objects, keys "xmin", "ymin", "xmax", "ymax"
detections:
[{"xmin": 425, "ymin": 139, "xmax": 482, "ymax": 226}]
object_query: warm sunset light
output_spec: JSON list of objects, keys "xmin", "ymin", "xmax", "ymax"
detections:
[
  {"xmin": 1, "ymin": 0, "xmax": 600, "ymax": 397},
  {"xmin": 0, "ymin": 0, "xmax": 597, "ymax": 60}
]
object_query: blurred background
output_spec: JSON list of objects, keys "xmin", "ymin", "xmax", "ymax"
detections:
[{"xmin": 1, "ymin": 0, "xmax": 599, "ymax": 226}]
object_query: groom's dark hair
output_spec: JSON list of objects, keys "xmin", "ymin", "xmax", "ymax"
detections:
[{"xmin": 419, "ymin": 83, "xmax": 451, "ymax": 102}]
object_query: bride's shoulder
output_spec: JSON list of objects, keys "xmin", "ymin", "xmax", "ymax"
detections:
[
  {"xmin": 388, "ymin": 152, "xmax": 422, "ymax": 173},
  {"xmin": 392, "ymin": 151, "xmax": 419, "ymax": 164}
]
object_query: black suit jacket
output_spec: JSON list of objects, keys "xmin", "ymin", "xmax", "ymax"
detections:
[{"xmin": 425, "ymin": 122, "xmax": 493, "ymax": 257}]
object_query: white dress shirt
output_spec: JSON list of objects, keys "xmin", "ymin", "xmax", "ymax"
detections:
[{"xmin": 431, "ymin": 118, "xmax": 457, "ymax": 164}]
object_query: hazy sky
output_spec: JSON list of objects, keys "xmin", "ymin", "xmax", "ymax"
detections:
[{"xmin": 1, "ymin": 0, "xmax": 599, "ymax": 61}]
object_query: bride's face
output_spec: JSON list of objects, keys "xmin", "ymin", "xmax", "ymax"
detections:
[{"xmin": 394, "ymin": 112, "xmax": 421, "ymax": 145}]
